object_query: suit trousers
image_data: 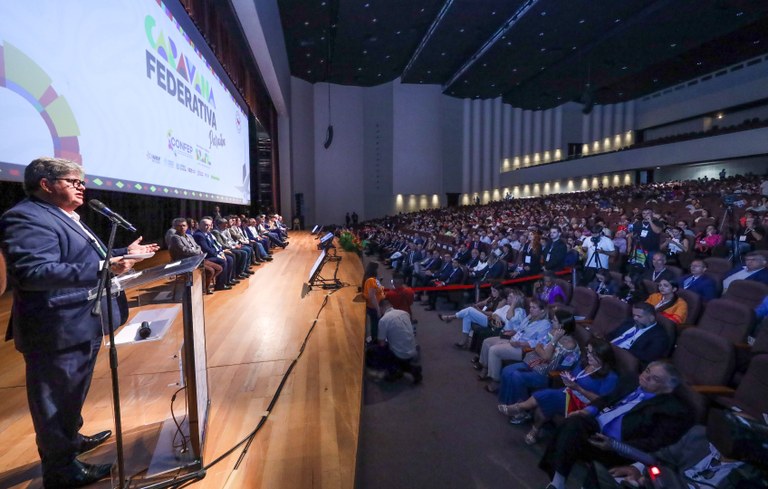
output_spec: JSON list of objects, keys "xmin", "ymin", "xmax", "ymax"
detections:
[
  {"xmin": 24, "ymin": 337, "xmax": 102, "ymax": 471},
  {"xmin": 539, "ymin": 413, "xmax": 630, "ymax": 479}
]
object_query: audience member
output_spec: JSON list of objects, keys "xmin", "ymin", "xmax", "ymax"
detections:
[
  {"xmin": 722, "ymin": 251, "xmax": 768, "ymax": 291},
  {"xmin": 538, "ymin": 361, "xmax": 693, "ymax": 489},
  {"xmin": 589, "ymin": 269, "xmax": 619, "ymax": 297},
  {"xmin": 477, "ymin": 298, "xmax": 552, "ymax": 393},
  {"xmin": 645, "ymin": 279, "xmax": 688, "ymax": 324},
  {"xmin": 605, "ymin": 302, "xmax": 671, "ymax": 367},
  {"xmin": 498, "ymin": 338, "xmax": 618, "ymax": 446},
  {"xmin": 534, "ymin": 271, "xmax": 568, "ymax": 304},
  {"xmin": 679, "ymin": 259, "xmax": 717, "ymax": 302},
  {"xmin": 366, "ymin": 300, "xmax": 422, "ymax": 383}
]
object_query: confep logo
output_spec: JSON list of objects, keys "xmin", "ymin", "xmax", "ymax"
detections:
[
  {"xmin": 145, "ymin": 15, "xmax": 217, "ymax": 129},
  {"xmin": 167, "ymin": 130, "xmax": 193, "ymax": 157}
]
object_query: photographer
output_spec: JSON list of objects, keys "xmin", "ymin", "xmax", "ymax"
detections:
[
  {"xmin": 581, "ymin": 225, "xmax": 616, "ymax": 285},
  {"xmin": 628, "ymin": 208, "xmax": 664, "ymax": 269}
]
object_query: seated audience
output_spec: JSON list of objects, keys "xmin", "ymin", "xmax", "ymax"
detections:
[
  {"xmin": 425, "ymin": 257, "xmax": 464, "ymax": 310},
  {"xmin": 477, "ymin": 298, "xmax": 552, "ymax": 393},
  {"xmin": 722, "ymin": 251, "xmax": 768, "ymax": 291},
  {"xmin": 679, "ymin": 259, "xmax": 717, "ymax": 302},
  {"xmin": 726, "ymin": 215, "xmax": 764, "ymax": 257},
  {"xmin": 498, "ymin": 338, "xmax": 618, "ymax": 446},
  {"xmin": 641, "ymin": 252, "xmax": 676, "ymax": 284},
  {"xmin": 605, "ymin": 302, "xmax": 671, "ymax": 367},
  {"xmin": 439, "ymin": 284, "xmax": 511, "ymax": 347},
  {"xmin": 618, "ymin": 274, "xmax": 648, "ymax": 303},
  {"xmin": 693, "ymin": 224, "xmax": 723, "ymax": 256},
  {"xmin": 645, "ymin": 278, "xmax": 688, "ymax": 324},
  {"xmin": 538, "ymin": 361, "xmax": 694, "ymax": 489},
  {"xmin": 495, "ymin": 310, "xmax": 580, "ymax": 432},
  {"xmin": 534, "ymin": 271, "xmax": 568, "ymax": 305},
  {"xmin": 588, "ymin": 269, "xmax": 619, "ymax": 297}
]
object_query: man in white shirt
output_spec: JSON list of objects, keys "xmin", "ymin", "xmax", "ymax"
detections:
[
  {"xmin": 367, "ymin": 300, "xmax": 422, "ymax": 383},
  {"xmin": 581, "ymin": 225, "xmax": 616, "ymax": 284}
]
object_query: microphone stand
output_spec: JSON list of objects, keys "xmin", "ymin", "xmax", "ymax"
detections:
[{"xmin": 91, "ymin": 219, "xmax": 127, "ymax": 489}]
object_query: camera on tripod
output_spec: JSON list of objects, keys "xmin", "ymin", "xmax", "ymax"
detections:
[{"xmin": 590, "ymin": 235, "xmax": 601, "ymax": 245}]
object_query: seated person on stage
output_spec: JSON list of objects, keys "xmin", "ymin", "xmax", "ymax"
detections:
[
  {"xmin": 244, "ymin": 217, "xmax": 273, "ymax": 254},
  {"xmin": 239, "ymin": 216, "xmax": 272, "ymax": 261},
  {"xmin": 641, "ymin": 252, "xmax": 676, "ymax": 284},
  {"xmin": 722, "ymin": 251, "xmax": 768, "ymax": 292},
  {"xmin": 679, "ymin": 259, "xmax": 717, "ymax": 302},
  {"xmin": 228, "ymin": 215, "xmax": 270, "ymax": 263},
  {"xmin": 212, "ymin": 218, "xmax": 252, "ymax": 278},
  {"xmin": 588, "ymin": 269, "xmax": 620, "ymax": 297},
  {"xmin": 365, "ymin": 299, "xmax": 422, "ymax": 383},
  {"xmin": 605, "ymin": 302, "xmax": 671, "ymax": 368},
  {"xmin": 498, "ymin": 338, "xmax": 619, "ymax": 446},
  {"xmin": 477, "ymin": 298, "xmax": 552, "ymax": 393},
  {"xmin": 194, "ymin": 217, "xmax": 237, "ymax": 290},
  {"xmin": 424, "ymin": 257, "xmax": 464, "ymax": 311},
  {"xmin": 645, "ymin": 278, "xmax": 688, "ymax": 325},
  {"xmin": 257, "ymin": 215, "xmax": 288, "ymax": 248},
  {"xmin": 538, "ymin": 360, "xmax": 694, "ymax": 489},
  {"xmin": 168, "ymin": 217, "xmax": 222, "ymax": 294}
]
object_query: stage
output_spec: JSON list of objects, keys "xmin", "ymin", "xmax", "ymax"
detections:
[{"xmin": 0, "ymin": 231, "xmax": 365, "ymax": 488}]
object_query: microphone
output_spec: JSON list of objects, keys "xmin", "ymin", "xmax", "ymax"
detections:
[
  {"xmin": 89, "ymin": 199, "xmax": 136, "ymax": 232},
  {"xmin": 138, "ymin": 321, "xmax": 151, "ymax": 339}
]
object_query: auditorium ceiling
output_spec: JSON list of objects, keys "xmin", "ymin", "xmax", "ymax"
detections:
[{"xmin": 277, "ymin": 0, "xmax": 768, "ymax": 109}]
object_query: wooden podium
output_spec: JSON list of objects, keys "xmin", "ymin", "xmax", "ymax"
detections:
[{"xmin": 110, "ymin": 254, "xmax": 210, "ymax": 485}]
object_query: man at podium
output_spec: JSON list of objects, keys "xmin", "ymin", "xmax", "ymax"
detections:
[{"xmin": 0, "ymin": 157, "xmax": 156, "ymax": 488}]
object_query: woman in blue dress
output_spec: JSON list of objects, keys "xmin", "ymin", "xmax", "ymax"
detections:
[{"xmin": 497, "ymin": 338, "xmax": 617, "ymax": 445}]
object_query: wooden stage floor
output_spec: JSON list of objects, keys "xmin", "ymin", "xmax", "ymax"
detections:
[{"xmin": 0, "ymin": 231, "xmax": 365, "ymax": 488}]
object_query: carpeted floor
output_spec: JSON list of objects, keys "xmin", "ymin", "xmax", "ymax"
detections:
[{"xmin": 354, "ymin": 260, "xmax": 584, "ymax": 489}]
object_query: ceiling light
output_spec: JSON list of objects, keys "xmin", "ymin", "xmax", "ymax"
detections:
[
  {"xmin": 427, "ymin": 70, "xmax": 432, "ymax": 74},
  {"xmin": 614, "ymin": 18, "xmax": 620, "ymax": 23},
  {"xmin": 420, "ymin": 8, "xmax": 425, "ymax": 12},
  {"xmin": 396, "ymin": 30, "xmax": 401, "ymax": 35},
  {"xmin": 736, "ymin": 11, "xmax": 743, "ymax": 16},
  {"xmin": 491, "ymin": 11, "xmax": 496, "ymax": 15},
  {"xmin": 385, "ymin": 55, "xmax": 391, "ymax": 59},
  {"xmin": 378, "ymin": 73, "xmax": 382, "ymax": 77},
  {"xmin": 696, "ymin": 61, "xmax": 702, "ymax": 65},
  {"xmin": 540, "ymin": 48, "xmax": 546, "ymax": 52},
  {"xmin": 307, "ymin": 70, "xmax": 312, "ymax": 74},
  {"xmin": 372, "ymin": 18, "xmax": 377, "ymax": 23},
  {"xmin": 364, "ymin": 2, "xmax": 369, "ymax": 7},
  {"xmin": 540, "ymin": 11, "xmax": 546, "ymax": 16},
  {"xmin": 539, "ymin": 32, "xmax": 544, "ymax": 36},
  {"xmin": 621, "ymin": 66, "xmax": 627, "ymax": 70},
  {"xmin": 358, "ymin": 67, "xmax": 362, "ymax": 71},
  {"xmin": 304, "ymin": 21, "xmax": 309, "ymax": 26},
  {"xmin": 512, "ymin": 68, "xmax": 517, "ymax": 72},
  {"xmin": 363, "ymin": 50, "xmax": 368, "ymax": 54},
  {"xmin": 670, "ymin": 43, "xmax": 677, "ymax": 48},
  {"xmin": 579, "ymin": 19, "xmax": 585, "ymax": 24},
  {"xmin": 441, "ymin": 52, "xmax": 446, "ymax": 56}
]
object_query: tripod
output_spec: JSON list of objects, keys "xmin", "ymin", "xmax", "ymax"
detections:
[{"xmin": 719, "ymin": 204, "xmax": 740, "ymax": 264}]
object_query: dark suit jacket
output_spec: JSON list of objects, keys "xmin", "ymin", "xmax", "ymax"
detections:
[
  {"xmin": 592, "ymin": 388, "xmax": 693, "ymax": 453},
  {"xmin": 606, "ymin": 319, "xmax": 670, "ymax": 367},
  {"xmin": 0, "ymin": 197, "xmax": 126, "ymax": 353},
  {"xmin": 679, "ymin": 273, "xmax": 717, "ymax": 302},
  {"xmin": 722, "ymin": 266, "xmax": 768, "ymax": 286},
  {"xmin": 193, "ymin": 230, "xmax": 223, "ymax": 259},
  {"xmin": 169, "ymin": 233, "xmax": 203, "ymax": 261},
  {"xmin": 544, "ymin": 239, "xmax": 567, "ymax": 271}
]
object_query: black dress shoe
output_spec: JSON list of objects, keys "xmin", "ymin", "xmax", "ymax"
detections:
[
  {"xmin": 238, "ymin": 273, "xmax": 249, "ymax": 279},
  {"xmin": 215, "ymin": 284, "xmax": 232, "ymax": 291},
  {"xmin": 78, "ymin": 430, "xmax": 112, "ymax": 455},
  {"xmin": 43, "ymin": 459, "xmax": 113, "ymax": 488},
  {"xmin": 264, "ymin": 256, "xmax": 273, "ymax": 261}
]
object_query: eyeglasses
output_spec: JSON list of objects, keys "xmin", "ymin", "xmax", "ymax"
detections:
[{"xmin": 55, "ymin": 178, "xmax": 86, "ymax": 188}]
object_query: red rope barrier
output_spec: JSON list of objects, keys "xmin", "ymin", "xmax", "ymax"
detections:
[{"xmin": 409, "ymin": 268, "xmax": 572, "ymax": 292}]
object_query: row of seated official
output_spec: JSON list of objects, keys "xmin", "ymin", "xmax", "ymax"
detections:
[{"xmin": 167, "ymin": 214, "xmax": 287, "ymax": 294}]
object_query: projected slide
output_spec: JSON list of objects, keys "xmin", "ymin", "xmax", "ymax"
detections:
[{"xmin": 0, "ymin": 1, "xmax": 250, "ymax": 204}]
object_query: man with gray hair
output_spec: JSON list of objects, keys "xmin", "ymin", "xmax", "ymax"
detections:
[
  {"xmin": 538, "ymin": 360, "xmax": 693, "ymax": 489},
  {"xmin": 0, "ymin": 157, "xmax": 157, "ymax": 487}
]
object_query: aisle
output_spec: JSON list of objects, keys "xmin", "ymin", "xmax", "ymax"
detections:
[{"xmin": 354, "ymin": 257, "xmax": 569, "ymax": 489}]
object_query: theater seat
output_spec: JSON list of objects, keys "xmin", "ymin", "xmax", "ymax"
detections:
[
  {"xmin": 673, "ymin": 328, "xmax": 735, "ymax": 387},
  {"xmin": 694, "ymin": 298, "xmax": 755, "ymax": 344},
  {"xmin": 677, "ymin": 289, "xmax": 702, "ymax": 325},
  {"xmin": 703, "ymin": 257, "xmax": 732, "ymax": 281},
  {"xmin": 710, "ymin": 354, "xmax": 768, "ymax": 419},
  {"xmin": 722, "ymin": 279, "xmax": 768, "ymax": 309}
]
